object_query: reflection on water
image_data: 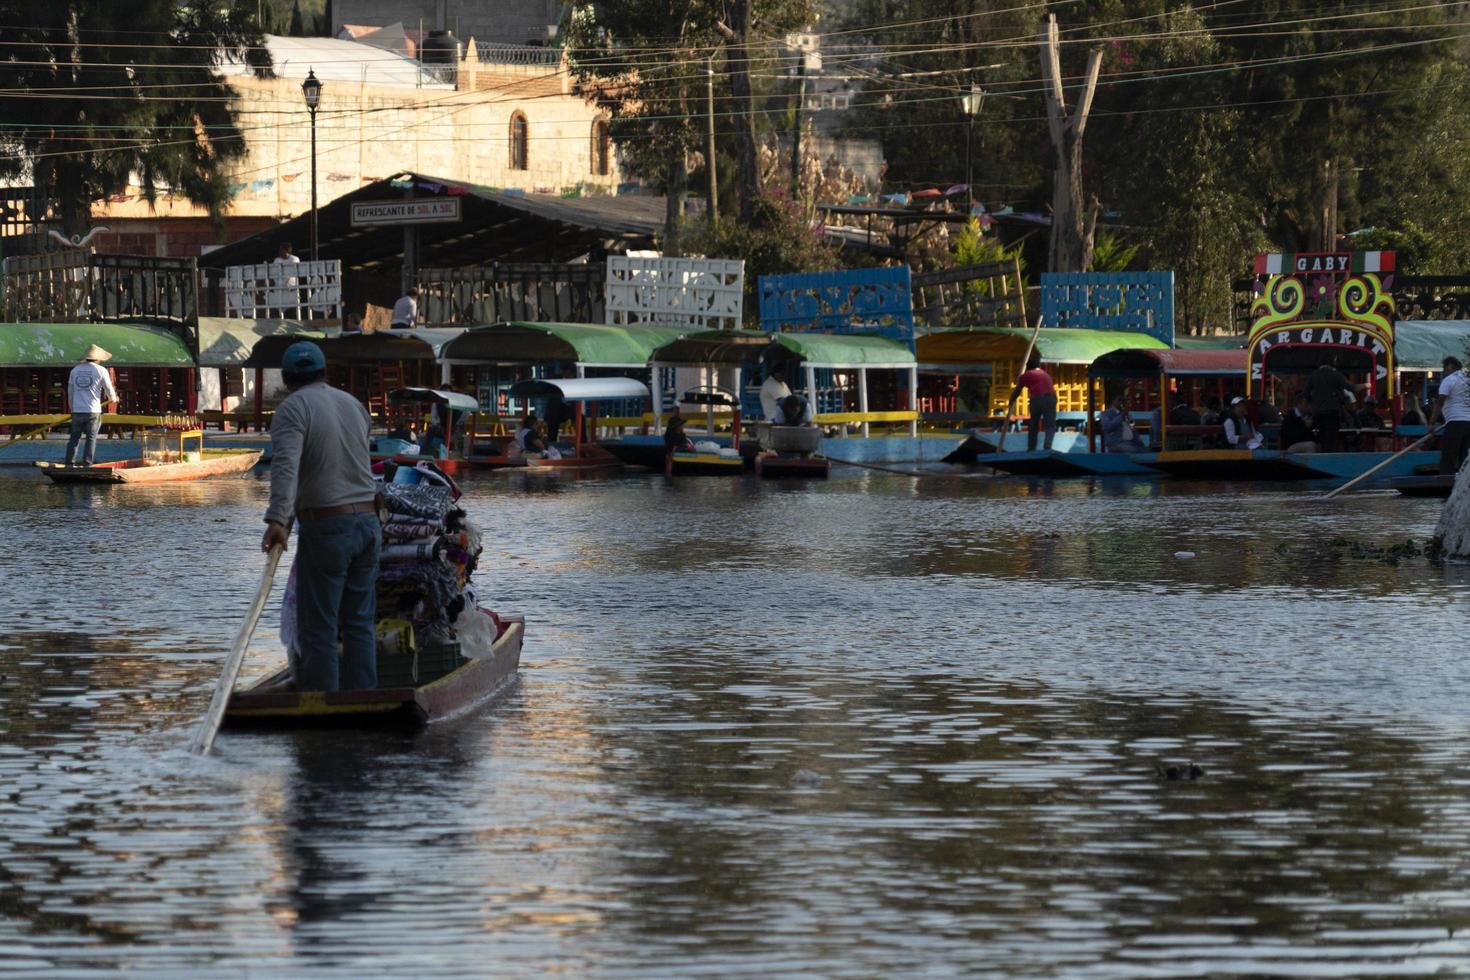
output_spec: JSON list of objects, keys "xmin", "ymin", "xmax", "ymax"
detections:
[{"xmin": 2, "ymin": 468, "xmax": 1470, "ymax": 974}]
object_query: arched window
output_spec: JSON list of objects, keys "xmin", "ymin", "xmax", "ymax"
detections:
[
  {"xmin": 509, "ymin": 112, "xmax": 528, "ymax": 171},
  {"xmin": 591, "ymin": 117, "xmax": 611, "ymax": 176}
]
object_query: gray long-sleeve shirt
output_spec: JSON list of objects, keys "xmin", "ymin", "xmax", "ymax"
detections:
[{"xmin": 264, "ymin": 381, "xmax": 378, "ymax": 526}]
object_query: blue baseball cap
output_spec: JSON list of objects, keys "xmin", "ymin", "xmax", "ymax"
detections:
[{"xmin": 281, "ymin": 341, "xmax": 325, "ymax": 375}]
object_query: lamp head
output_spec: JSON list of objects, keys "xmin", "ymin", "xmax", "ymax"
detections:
[{"xmin": 302, "ymin": 69, "xmax": 322, "ymax": 109}]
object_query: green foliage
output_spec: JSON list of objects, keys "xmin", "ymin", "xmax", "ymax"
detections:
[
  {"xmin": 681, "ymin": 193, "xmax": 839, "ymax": 323},
  {"xmin": 565, "ymin": 0, "xmax": 819, "ymax": 192},
  {"xmin": 0, "ymin": 0, "xmax": 272, "ymax": 233},
  {"xmin": 1088, "ymin": 232, "xmax": 1141, "ymax": 273}
]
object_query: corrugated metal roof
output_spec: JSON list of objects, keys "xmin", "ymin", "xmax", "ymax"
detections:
[
  {"xmin": 917, "ymin": 327, "xmax": 1168, "ymax": 365},
  {"xmin": 222, "ymin": 35, "xmax": 445, "ymax": 88},
  {"xmin": 0, "ymin": 323, "xmax": 193, "ymax": 368}
]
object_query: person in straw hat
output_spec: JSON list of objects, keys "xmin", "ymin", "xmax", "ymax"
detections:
[{"xmin": 65, "ymin": 344, "xmax": 119, "ymax": 467}]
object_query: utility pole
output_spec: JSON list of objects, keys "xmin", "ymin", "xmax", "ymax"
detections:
[
  {"xmin": 790, "ymin": 56, "xmax": 806, "ymax": 199},
  {"xmin": 707, "ymin": 55, "xmax": 718, "ymax": 225},
  {"xmin": 1039, "ymin": 14, "xmax": 1102, "ymax": 272}
]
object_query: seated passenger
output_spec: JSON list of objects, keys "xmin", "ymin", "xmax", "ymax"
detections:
[
  {"xmin": 1223, "ymin": 396, "xmax": 1264, "ymax": 450},
  {"xmin": 419, "ymin": 424, "xmax": 449, "ymax": 459},
  {"xmin": 515, "ymin": 413, "xmax": 541, "ymax": 454},
  {"xmin": 1280, "ymin": 394, "xmax": 1317, "ymax": 452},
  {"xmin": 663, "ymin": 410, "xmax": 694, "ymax": 453},
  {"xmin": 1099, "ymin": 394, "xmax": 1147, "ymax": 453},
  {"xmin": 1355, "ymin": 396, "xmax": 1385, "ymax": 429},
  {"xmin": 1169, "ymin": 401, "xmax": 1202, "ymax": 426},
  {"xmin": 1258, "ymin": 399, "xmax": 1282, "ymax": 425},
  {"xmin": 1200, "ymin": 397, "xmax": 1223, "ymax": 427},
  {"xmin": 1402, "ymin": 397, "xmax": 1428, "ymax": 427},
  {"xmin": 773, "ymin": 393, "xmax": 815, "ymax": 426}
]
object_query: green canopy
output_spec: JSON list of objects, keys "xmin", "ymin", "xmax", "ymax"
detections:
[
  {"xmin": 917, "ymin": 327, "xmax": 1168, "ymax": 365},
  {"xmin": 1394, "ymin": 321, "xmax": 1470, "ymax": 371},
  {"xmin": 651, "ymin": 328, "xmax": 914, "ymax": 368},
  {"xmin": 443, "ymin": 321, "xmax": 685, "ymax": 367},
  {"xmin": 0, "ymin": 322, "xmax": 193, "ymax": 368},
  {"xmin": 772, "ymin": 332, "xmax": 914, "ymax": 368},
  {"xmin": 196, "ymin": 316, "xmax": 339, "ymax": 368},
  {"xmin": 1173, "ymin": 334, "xmax": 1246, "ymax": 351}
]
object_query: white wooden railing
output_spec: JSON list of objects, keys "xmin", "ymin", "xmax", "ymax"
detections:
[{"xmin": 224, "ymin": 259, "xmax": 341, "ymax": 319}]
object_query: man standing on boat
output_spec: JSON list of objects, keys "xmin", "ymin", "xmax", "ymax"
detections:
[
  {"xmin": 262, "ymin": 342, "xmax": 381, "ymax": 692},
  {"xmin": 1006, "ymin": 354, "xmax": 1057, "ymax": 452},
  {"xmin": 1303, "ymin": 360, "xmax": 1354, "ymax": 453},
  {"xmin": 64, "ymin": 344, "xmax": 118, "ymax": 467},
  {"xmin": 1433, "ymin": 355, "xmax": 1470, "ymax": 475}
]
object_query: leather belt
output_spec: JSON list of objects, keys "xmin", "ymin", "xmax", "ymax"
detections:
[{"xmin": 297, "ymin": 500, "xmax": 376, "ymax": 522}]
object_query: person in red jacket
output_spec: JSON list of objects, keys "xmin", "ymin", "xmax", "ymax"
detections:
[{"xmin": 1005, "ymin": 354, "xmax": 1057, "ymax": 452}]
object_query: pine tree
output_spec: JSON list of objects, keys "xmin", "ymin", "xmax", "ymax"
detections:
[{"xmin": 0, "ymin": 1, "xmax": 272, "ymax": 236}]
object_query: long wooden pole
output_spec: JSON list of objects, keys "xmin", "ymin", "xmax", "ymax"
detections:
[
  {"xmin": 190, "ymin": 542, "xmax": 286, "ymax": 755},
  {"xmin": 1321, "ymin": 430, "xmax": 1436, "ymax": 499},
  {"xmin": 997, "ymin": 321, "xmax": 1043, "ymax": 453}
]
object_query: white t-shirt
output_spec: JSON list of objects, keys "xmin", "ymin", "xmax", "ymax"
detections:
[
  {"xmin": 391, "ymin": 295, "xmax": 417, "ymax": 327},
  {"xmin": 1440, "ymin": 371, "xmax": 1470, "ymax": 423},
  {"xmin": 269, "ymin": 254, "xmax": 300, "ymax": 309},
  {"xmin": 67, "ymin": 361, "xmax": 118, "ymax": 414},
  {"xmin": 759, "ymin": 376, "xmax": 791, "ymax": 419}
]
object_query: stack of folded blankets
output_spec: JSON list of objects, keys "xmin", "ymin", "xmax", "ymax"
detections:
[{"xmin": 377, "ymin": 483, "xmax": 484, "ymax": 651}]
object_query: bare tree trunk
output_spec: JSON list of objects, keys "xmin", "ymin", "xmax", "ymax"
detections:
[
  {"xmin": 663, "ymin": 145, "xmax": 687, "ymax": 256},
  {"xmin": 1321, "ymin": 158, "xmax": 1339, "ymax": 251},
  {"xmin": 723, "ymin": 0, "xmax": 760, "ymax": 221},
  {"xmin": 1039, "ymin": 14, "xmax": 1102, "ymax": 273}
]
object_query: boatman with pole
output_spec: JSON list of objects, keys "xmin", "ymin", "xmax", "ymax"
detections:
[
  {"xmin": 1005, "ymin": 354, "xmax": 1058, "ymax": 452},
  {"xmin": 261, "ymin": 341, "xmax": 381, "ymax": 692},
  {"xmin": 65, "ymin": 344, "xmax": 118, "ymax": 467}
]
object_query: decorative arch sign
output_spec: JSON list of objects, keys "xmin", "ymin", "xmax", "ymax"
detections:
[
  {"xmin": 1245, "ymin": 267, "xmax": 1397, "ymax": 397},
  {"xmin": 757, "ymin": 266, "xmax": 915, "ymax": 349}
]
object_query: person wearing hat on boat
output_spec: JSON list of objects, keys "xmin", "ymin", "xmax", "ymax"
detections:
[
  {"xmin": 663, "ymin": 406, "xmax": 695, "ymax": 453},
  {"xmin": 1005, "ymin": 354, "xmax": 1057, "ymax": 452},
  {"xmin": 1223, "ymin": 396, "xmax": 1264, "ymax": 451},
  {"xmin": 64, "ymin": 344, "xmax": 119, "ymax": 467},
  {"xmin": 262, "ymin": 341, "xmax": 380, "ymax": 693},
  {"xmin": 1433, "ymin": 355, "xmax": 1470, "ymax": 474}
]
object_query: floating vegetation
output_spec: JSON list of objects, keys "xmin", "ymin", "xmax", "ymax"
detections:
[{"xmin": 1274, "ymin": 537, "xmax": 1425, "ymax": 566}]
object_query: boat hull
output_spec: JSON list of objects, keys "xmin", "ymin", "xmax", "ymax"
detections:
[
  {"xmin": 667, "ymin": 451, "xmax": 745, "ymax": 476},
  {"xmin": 1140, "ymin": 449, "xmax": 1438, "ymax": 482},
  {"xmin": 755, "ymin": 454, "xmax": 830, "ymax": 478},
  {"xmin": 35, "ymin": 449, "xmax": 263, "ymax": 484},
  {"xmin": 979, "ymin": 449, "xmax": 1154, "ymax": 477},
  {"xmin": 1387, "ymin": 473, "xmax": 1455, "ymax": 497},
  {"xmin": 223, "ymin": 618, "xmax": 524, "ymax": 730}
]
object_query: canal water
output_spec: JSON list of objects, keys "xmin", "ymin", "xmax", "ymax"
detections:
[{"xmin": 2, "ymin": 467, "xmax": 1470, "ymax": 976}]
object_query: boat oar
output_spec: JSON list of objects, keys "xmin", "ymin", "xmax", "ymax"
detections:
[
  {"xmin": 1321, "ymin": 429, "xmax": 1438, "ymax": 499},
  {"xmin": 189, "ymin": 541, "xmax": 287, "ymax": 755}
]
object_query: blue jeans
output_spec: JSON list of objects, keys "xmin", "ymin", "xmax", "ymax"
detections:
[
  {"xmin": 1027, "ymin": 394, "xmax": 1058, "ymax": 452},
  {"xmin": 65, "ymin": 413, "xmax": 102, "ymax": 466},
  {"xmin": 293, "ymin": 513, "xmax": 381, "ymax": 692}
]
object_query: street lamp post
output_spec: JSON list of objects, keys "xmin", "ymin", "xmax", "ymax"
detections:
[
  {"xmin": 960, "ymin": 83, "xmax": 984, "ymax": 212},
  {"xmin": 301, "ymin": 69, "xmax": 322, "ymax": 261}
]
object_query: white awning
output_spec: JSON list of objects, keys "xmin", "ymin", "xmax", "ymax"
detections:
[
  {"xmin": 509, "ymin": 377, "xmax": 650, "ymax": 402},
  {"xmin": 388, "ymin": 387, "xmax": 480, "ymax": 412}
]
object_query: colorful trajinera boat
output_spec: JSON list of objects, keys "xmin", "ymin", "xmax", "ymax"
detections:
[{"xmin": 35, "ymin": 424, "xmax": 261, "ymax": 484}]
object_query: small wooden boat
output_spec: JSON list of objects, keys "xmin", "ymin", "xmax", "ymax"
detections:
[
  {"xmin": 223, "ymin": 616, "xmax": 524, "ymax": 729},
  {"xmin": 666, "ymin": 449, "xmax": 744, "ymax": 476},
  {"xmin": 36, "ymin": 447, "xmax": 262, "ymax": 484}
]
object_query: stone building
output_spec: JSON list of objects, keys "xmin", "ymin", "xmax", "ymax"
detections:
[{"xmin": 93, "ymin": 32, "xmax": 618, "ymax": 256}]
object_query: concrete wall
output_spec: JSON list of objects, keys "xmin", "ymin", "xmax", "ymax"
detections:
[
  {"xmin": 95, "ymin": 47, "xmax": 619, "ymax": 231},
  {"xmin": 333, "ymin": 0, "xmax": 563, "ymax": 46}
]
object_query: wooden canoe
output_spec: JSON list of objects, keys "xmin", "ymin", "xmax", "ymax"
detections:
[
  {"xmin": 223, "ymin": 616, "xmax": 524, "ymax": 729},
  {"xmin": 35, "ymin": 448, "xmax": 263, "ymax": 484}
]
